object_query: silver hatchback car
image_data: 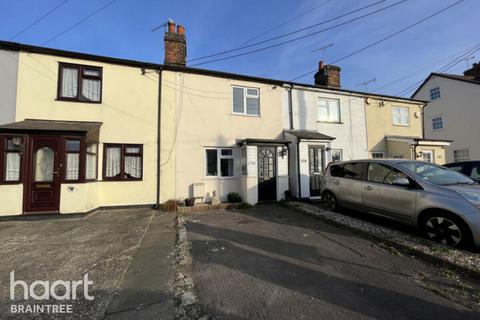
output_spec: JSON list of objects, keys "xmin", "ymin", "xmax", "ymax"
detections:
[{"xmin": 321, "ymin": 159, "xmax": 480, "ymax": 248}]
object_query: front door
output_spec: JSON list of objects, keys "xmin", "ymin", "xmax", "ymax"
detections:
[
  {"xmin": 258, "ymin": 147, "xmax": 276, "ymax": 201},
  {"xmin": 422, "ymin": 150, "xmax": 434, "ymax": 163},
  {"xmin": 309, "ymin": 146, "xmax": 324, "ymax": 197},
  {"xmin": 24, "ymin": 137, "xmax": 62, "ymax": 213}
]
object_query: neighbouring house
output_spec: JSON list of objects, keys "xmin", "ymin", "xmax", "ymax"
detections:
[
  {"xmin": 364, "ymin": 95, "xmax": 450, "ymax": 164},
  {"xmin": 411, "ymin": 63, "xmax": 480, "ymax": 163},
  {"xmin": 0, "ymin": 41, "xmax": 162, "ymax": 216}
]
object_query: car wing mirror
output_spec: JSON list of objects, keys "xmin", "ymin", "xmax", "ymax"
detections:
[{"xmin": 393, "ymin": 177, "xmax": 411, "ymax": 187}]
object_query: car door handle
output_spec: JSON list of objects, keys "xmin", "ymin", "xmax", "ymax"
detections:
[{"xmin": 364, "ymin": 186, "xmax": 373, "ymax": 191}]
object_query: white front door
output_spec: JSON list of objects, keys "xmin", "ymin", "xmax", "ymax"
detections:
[{"xmin": 422, "ymin": 150, "xmax": 434, "ymax": 163}]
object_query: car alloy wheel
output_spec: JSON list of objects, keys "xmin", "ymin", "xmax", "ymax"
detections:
[
  {"xmin": 323, "ymin": 192, "xmax": 337, "ymax": 211},
  {"xmin": 424, "ymin": 216, "xmax": 462, "ymax": 246}
]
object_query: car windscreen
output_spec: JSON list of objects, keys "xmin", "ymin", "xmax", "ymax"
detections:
[{"xmin": 398, "ymin": 161, "xmax": 475, "ymax": 186}]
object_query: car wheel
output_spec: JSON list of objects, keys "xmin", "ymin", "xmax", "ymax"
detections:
[
  {"xmin": 322, "ymin": 191, "xmax": 338, "ymax": 212},
  {"xmin": 421, "ymin": 213, "xmax": 472, "ymax": 247}
]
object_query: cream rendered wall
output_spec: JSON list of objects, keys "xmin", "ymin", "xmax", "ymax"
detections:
[
  {"xmin": 365, "ymin": 98, "xmax": 424, "ymax": 155},
  {"xmin": 416, "ymin": 145, "xmax": 447, "ymax": 165},
  {"xmin": 414, "ymin": 76, "xmax": 480, "ymax": 163},
  {"xmin": 288, "ymin": 88, "xmax": 369, "ymax": 160},
  {"xmin": 161, "ymin": 71, "xmax": 284, "ymax": 203},
  {"xmin": 13, "ymin": 52, "xmax": 159, "ymax": 213},
  {"xmin": 0, "ymin": 49, "xmax": 18, "ymax": 125},
  {"xmin": 0, "ymin": 184, "xmax": 22, "ymax": 215}
]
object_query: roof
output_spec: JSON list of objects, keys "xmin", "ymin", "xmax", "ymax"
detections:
[
  {"xmin": 411, "ymin": 72, "xmax": 480, "ymax": 98},
  {"xmin": 0, "ymin": 40, "xmax": 426, "ymax": 104},
  {"xmin": 285, "ymin": 130, "xmax": 335, "ymax": 141},
  {"xmin": 0, "ymin": 119, "xmax": 102, "ymax": 142}
]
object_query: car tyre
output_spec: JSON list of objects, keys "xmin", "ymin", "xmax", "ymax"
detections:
[
  {"xmin": 322, "ymin": 191, "xmax": 338, "ymax": 212},
  {"xmin": 420, "ymin": 212, "xmax": 473, "ymax": 248}
]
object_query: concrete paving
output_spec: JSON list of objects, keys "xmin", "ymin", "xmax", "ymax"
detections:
[
  {"xmin": 0, "ymin": 208, "xmax": 176, "ymax": 320},
  {"xmin": 185, "ymin": 204, "xmax": 480, "ymax": 320}
]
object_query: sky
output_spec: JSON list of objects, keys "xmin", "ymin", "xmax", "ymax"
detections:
[{"xmin": 0, "ymin": 0, "xmax": 478, "ymax": 97}]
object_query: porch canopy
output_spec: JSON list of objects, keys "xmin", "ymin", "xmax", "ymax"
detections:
[
  {"xmin": 237, "ymin": 138, "xmax": 290, "ymax": 147},
  {"xmin": 385, "ymin": 135, "xmax": 452, "ymax": 146},
  {"xmin": 284, "ymin": 130, "xmax": 335, "ymax": 141},
  {"xmin": 0, "ymin": 119, "xmax": 102, "ymax": 142}
]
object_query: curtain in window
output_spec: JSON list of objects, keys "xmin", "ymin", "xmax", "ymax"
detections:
[
  {"xmin": 35, "ymin": 147, "xmax": 54, "ymax": 182},
  {"xmin": 62, "ymin": 67, "xmax": 78, "ymax": 98},
  {"xmin": 105, "ymin": 147, "xmax": 121, "ymax": 178},
  {"xmin": 66, "ymin": 153, "xmax": 80, "ymax": 180},
  {"xmin": 82, "ymin": 79, "xmax": 101, "ymax": 101},
  {"xmin": 125, "ymin": 156, "xmax": 142, "ymax": 178},
  {"xmin": 86, "ymin": 144, "xmax": 97, "ymax": 180},
  {"xmin": 5, "ymin": 153, "xmax": 20, "ymax": 181}
]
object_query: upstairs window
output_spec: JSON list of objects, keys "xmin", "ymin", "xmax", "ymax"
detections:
[
  {"xmin": 58, "ymin": 63, "xmax": 102, "ymax": 103},
  {"xmin": 430, "ymin": 87, "xmax": 441, "ymax": 101},
  {"xmin": 432, "ymin": 117, "xmax": 443, "ymax": 130},
  {"xmin": 318, "ymin": 98, "xmax": 340, "ymax": 123},
  {"xmin": 392, "ymin": 106, "xmax": 409, "ymax": 126},
  {"xmin": 232, "ymin": 86, "xmax": 260, "ymax": 116}
]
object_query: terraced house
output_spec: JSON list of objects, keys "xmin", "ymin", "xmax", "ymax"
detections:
[{"xmin": 0, "ymin": 21, "xmax": 451, "ymax": 215}]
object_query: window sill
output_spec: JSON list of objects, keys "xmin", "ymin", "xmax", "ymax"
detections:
[
  {"xmin": 203, "ymin": 176, "xmax": 238, "ymax": 180},
  {"xmin": 317, "ymin": 121, "xmax": 343, "ymax": 124},
  {"xmin": 231, "ymin": 112, "xmax": 261, "ymax": 118},
  {"xmin": 56, "ymin": 98, "xmax": 102, "ymax": 104},
  {"xmin": 101, "ymin": 178, "xmax": 143, "ymax": 182},
  {"xmin": 0, "ymin": 181, "xmax": 22, "ymax": 185},
  {"xmin": 392, "ymin": 124, "xmax": 410, "ymax": 127}
]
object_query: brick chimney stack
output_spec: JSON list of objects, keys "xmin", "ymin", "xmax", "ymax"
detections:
[
  {"xmin": 164, "ymin": 19, "xmax": 186, "ymax": 66},
  {"xmin": 463, "ymin": 62, "xmax": 480, "ymax": 80},
  {"xmin": 314, "ymin": 60, "xmax": 341, "ymax": 88}
]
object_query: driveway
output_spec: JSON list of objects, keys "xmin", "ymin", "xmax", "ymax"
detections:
[
  {"xmin": 185, "ymin": 204, "xmax": 480, "ymax": 320},
  {"xmin": 0, "ymin": 208, "xmax": 176, "ymax": 320}
]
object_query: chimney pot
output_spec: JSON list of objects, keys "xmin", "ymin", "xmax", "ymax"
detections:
[
  {"xmin": 167, "ymin": 20, "xmax": 175, "ymax": 33},
  {"xmin": 177, "ymin": 25, "xmax": 185, "ymax": 35}
]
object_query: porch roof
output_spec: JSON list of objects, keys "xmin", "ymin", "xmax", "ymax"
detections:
[
  {"xmin": 385, "ymin": 135, "xmax": 452, "ymax": 146},
  {"xmin": 236, "ymin": 138, "xmax": 290, "ymax": 147},
  {"xmin": 285, "ymin": 130, "xmax": 335, "ymax": 141},
  {"xmin": 0, "ymin": 119, "xmax": 102, "ymax": 142}
]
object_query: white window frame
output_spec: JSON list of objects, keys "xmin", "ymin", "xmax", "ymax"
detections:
[
  {"xmin": 204, "ymin": 147, "xmax": 235, "ymax": 178},
  {"xmin": 371, "ymin": 152, "xmax": 385, "ymax": 159},
  {"xmin": 432, "ymin": 117, "xmax": 443, "ymax": 130},
  {"xmin": 317, "ymin": 98, "xmax": 341, "ymax": 123},
  {"xmin": 331, "ymin": 149, "xmax": 343, "ymax": 162},
  {"xmin": 392, "ymin": 106, "xmax": 410, "ymax": 126},
  {"xmin": 232, "ymin": 86, "xmax": 260, "ymax": 116},
  {"xmin": 422, "ymin": 150, "xmax": 434, "ymax": 163},
  {"xmin": 430, "ymin": 87, "xmax": 441, "ymax": 101},
  {"xmin": 453, "ymin": 149, "xmax": 470, "ymax": 162}
]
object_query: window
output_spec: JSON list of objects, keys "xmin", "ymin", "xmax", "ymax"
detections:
[
  {"xmin": 371, "ymin": 152, "xmax": 385, "ymax": 159},
  {"xmin": 471, "ymin": 165, "xmax": 480, "ymax": 180},
  {"xmin": 205, "ymin": 148, "xmax": 234, "ymax": 177},
  {"xmin": 330, "ymin": 162, "xmax": 363, "ymax": 180},
  {"xmin": 241, "ymin": 147, "xmax": 247, "ymax": 175},
  {"xmin": 453, "ymin": 149, "xmax": 470, "ymax": 162},
  {"xmin": 232, "ymin": 86, "xmax": 260, "ymax": 116},
  {"xmin": 86, "ymin": 144, "xmax": 98, "ymax": 180},
  {"xmin": 392, "ymin": 107, "xmax": 409, "ymax": 126},
  {"xmin": 103, "ymin": 144, "xmax": 142, "ymax": 180},
  {"xmin": 58, "ymin": 63, "xmax": 102, "ymax": 102},
  {"xmin": 331, "ymin": 149, "xmax": 342, "ymax": 162},
  {"xmin": 65, "ymin": 140, "xmax": 81, "ymax": 181},
  {"xmin": 432, "ymin": 117, "xmax": 443, "ymax": 130},
  {"xmin": 1, "ymin": 136, "xmax": 22, "ymax": 183},
  {"xmin": 367, "ymin": 163, "xmax": 408, "ymax": 185},
  {"xmin": 318, "ymin": 98, "xmax": 340, "ymax": 123},
  {"xmin": 430, "ymin": 87, "xmax": 441, "ymax": 101}
]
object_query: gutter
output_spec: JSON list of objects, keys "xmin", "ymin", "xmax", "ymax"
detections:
[{"xmin": 154, "ymin": 70, "xmax": 163, "ymax": 209}]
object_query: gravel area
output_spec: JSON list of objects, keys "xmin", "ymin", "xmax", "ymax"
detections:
[{"xmin": 286, "ymin": 201, "xmax": 480, "ymax": 277}]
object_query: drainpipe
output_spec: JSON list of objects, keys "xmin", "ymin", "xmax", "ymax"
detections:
[
  {"xmin": 297, "ymin": 139, "xmax": 302, "ymax": 199},
  {"xmin": 283, "ymin": 84, "xmax": 294, "ymax": 130},
  {"xmin": 153, "ymin": 69, "xmax": 163, "ymax": 210}
]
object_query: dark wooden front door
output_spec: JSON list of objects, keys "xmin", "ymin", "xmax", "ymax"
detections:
[
  {"xmin": 258, "ymin": 147, "xmax": 276, "ymax": 202},
  {"xmin": 24, "ymin": 137, "xmax": 62, "ymax": 213},
  {"xmin": 309, "ymin": 146, "xmax": 325, "ymax": 197}
]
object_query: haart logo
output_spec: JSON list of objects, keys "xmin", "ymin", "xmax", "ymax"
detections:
[{"xmin": 9, "ymin": 271, "xmax": 94, "ymax": 314}]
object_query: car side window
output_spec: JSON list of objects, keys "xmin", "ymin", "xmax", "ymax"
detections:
[
  {"xmin": 367, "ymin": 163, "xmax": 408, "ymax": 185},
  {"xmin": 343, "ymin": 162, "xmax": 363, "ymax": 180},
  {"xmin": 471, "ymin": 165, "xmax": 480, "ymax": 179},
  {"xmin": 330, "ymin": 164, "xmax": 344, "ymax": 177},
  {"xmin": 367, "ymin": 163, "xmax": 392, "ymax": 183}
]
